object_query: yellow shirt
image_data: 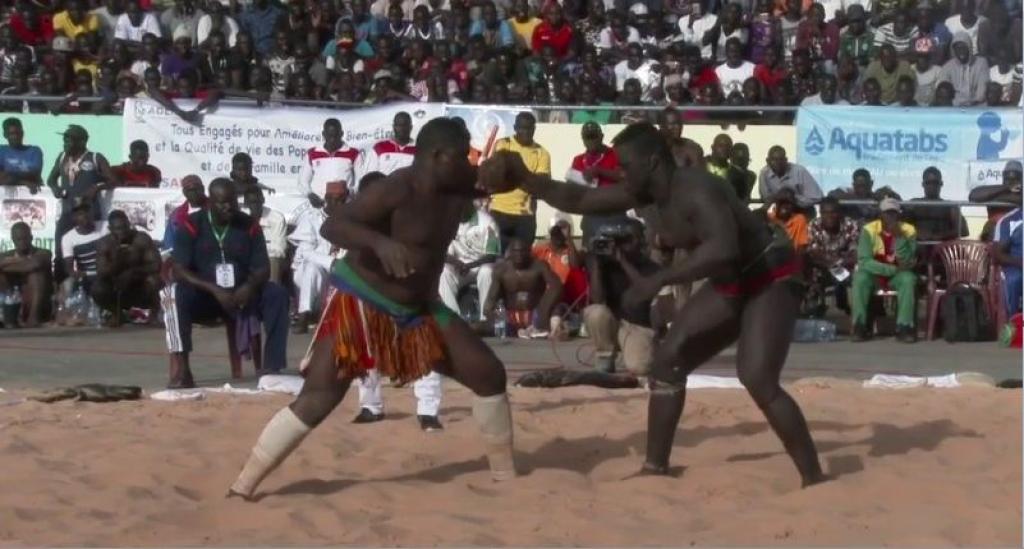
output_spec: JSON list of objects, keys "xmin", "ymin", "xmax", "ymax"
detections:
[
  {"xmin": 508, "ymin": 17, "xmax": 541, "ymax": 50},
  {"xmin": 490, "ymin": 137, "xmax": 550, "ymax": 216},
  {"xmin": 53, "ymin": 11, "xmax": 100, "ymax": 39},
  {"xmin": 72, "ymin": 59, "xmax": 99, "ymax": 82}
]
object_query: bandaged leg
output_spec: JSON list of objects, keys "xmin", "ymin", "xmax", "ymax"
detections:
[
  {"xmin": 357, "ymin": 369, "xmax": 384, "ymax": 414},
  {"xmin": 229, "ymin": 406, "xmax": 312, "ymax": 499},
  {"xmin": 472, "ymin": 393, "xmax": 516, "ymax": 481}
]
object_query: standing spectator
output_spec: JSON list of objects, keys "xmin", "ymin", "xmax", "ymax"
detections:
[
  {"xmin": 115, "ymin": 0, "xmax": 163, "ymax": 45},
  {"xmin": 92, "ymin": 0, "xmax": 125, "ymax": 45},
  {"xmin": 165, "ymin": 179, "xmax": 290, "ymax": 388},
  {"xmin": 288, "ymin": 181, "xmax": 345, "ymax": 334},
  {"xmin": 242, "ymin": 187, "xmax": 287, "ymax": 284},
  {"xmin": 491, "ymin": 112, "xmax": 550, "ymax": 250},
  {"xmin": 240, "ymin": 0, "xmax": 286, "ymax": 56},
  {"xmin": 440, "ymin": 198, "xmax": 500, "ymax": 322},
  {"xmin": 92, "ymin": 210, "xmax": 162, "ymax": 327},
  {"xmin": 839, "ymin": 5, "xmax": 874, "ymax": 67},
  {"xmin": 912, "ymin": 38, "xmax": 942, "ymax": 105},
  {"xmin": 796, "ymin": 2, "xmax": 840, "ymax": 67},
  {"xmin": 706, "ymin": 133, "xmax": 754, "ymax": 201},
  {"xmin": 161, "ymin": 28, "xmax": 201, "ymax": 84},
  {"xmin": 677, "ymin": 2, "xmax": 718, "ymax": 60},
  {"xmin": 598, "ymin": 8, "xmax": 641, "ymax": 57},
  {"xmin": 197, "ymin": 2, "xmax": 239, "ymax": 47},
  {"xmin": 54, "ymin": 0, "xmax": 101, "ymax": 40},
  {"xmin": 113, "ymin": 140, "xmax": 162, "ymax": 188},
  {"xmin": 993, "ymin": 205, "xmax": 1023, "ymax": 317},
  {"xmin": 805, "ymin": 196, "xmax": 860, "ymax": 315},
  {"xmin": 864, "ymin": 44, "xmax": 916, "ymax": 104},
  {"xmin": 944, "ymin": 0, "xmax": 990, "ymax": 56},
  {"xmin": 768, "ymin": 188, "xmax": 811, "ymax": 252},
  {"xmin": 730, "ymin": 142, "xmax": 758, "ymax": 202},
  {"xmin": 361, "ymin": 111, "xmax": 416, "ymax": 177},
  {"xmin": 850, "ymin": 198, "xmax": 918, "ymax": 343},
  {"xmin": 161, "ymin": 0, "xmax": 204, "ymax": 44},
  {"xmin": 531, "ymin": 4, "xmax": 573, "ymax": 58},
  {"xmin": 9, "ymin": 3, "xmax": 55, "ymax": 47},
  {"xmin": 938, "ymin": 32, "xmax": 989, "ymax": 106},
  {"xmin": 229, "ymin": 153, "xmax": 275, "ymax": 196},
  {"xmin": 758, "ymin": 145, "xmax": 823, "ymax": 210},
  {"xmin": 566, "ymin": 122, "xmax": 623, "ymax": 243},
  {"xmin": 46, "ymin": 125, "xmax": 119, "ymax": 274},
  {"xmin": 0, "ymin": 118, "xmax": 43, "ymax": 194},
  {"xmin": 0, "ymin": 222, "xmax": 52, "ymax": 328},
  {"xmin": 298, "ymin": 118, "xmax": 362, "ymax": 202},
  {"xmin": 712, "ymin": 3, "xmax": 749, "ymax": 64},
  {"xmin": 872, "ymin": 9, "xmax": 915, "ymax": 56},
  {"xmin": 715, "ymin": 38, "xmax": 757, "ymax": 97},
  {"xmin": 507, "ymin": 0, "xmax": 542, "ymax": 54}
]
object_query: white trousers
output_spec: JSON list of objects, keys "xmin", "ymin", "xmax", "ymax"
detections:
[
  {"xmin": 438, "ymin": 263, "xmax": 493, "ymax": 319},
  {"xmin": 357, "ymin": 370, "xmax": 443, "ymax": 416},
  {"xmin": 294, "ymin": 260, "xmax": 329, "ymax": 314}
]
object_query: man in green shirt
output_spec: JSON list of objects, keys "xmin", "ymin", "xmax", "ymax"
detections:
[{"xmin": 863, "ymin": 44, "xmax": 917, "ymax": 104}]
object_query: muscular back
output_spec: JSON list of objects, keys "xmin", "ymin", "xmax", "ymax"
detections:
[{"xmin": 343, "ymin": 169, "xmax": 473, "ymax": 306}]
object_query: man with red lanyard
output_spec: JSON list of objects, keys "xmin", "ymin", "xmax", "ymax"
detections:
[{"xmin": 565, "ymin": 122, "xmax": 623, "ymax": 246}]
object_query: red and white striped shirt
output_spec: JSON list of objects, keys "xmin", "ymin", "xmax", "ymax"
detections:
[
  {"xmin": 362, "ymin": 140, "xmax": 416, "ymax": 178},
  {"xmin": 298, "ymin": 145, "xmax": 362, "ymax": 197}
]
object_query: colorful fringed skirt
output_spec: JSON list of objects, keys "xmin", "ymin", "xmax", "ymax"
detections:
[{"xmin": 300, "ymin": 259, "xmax": 456, "ymax": 384}]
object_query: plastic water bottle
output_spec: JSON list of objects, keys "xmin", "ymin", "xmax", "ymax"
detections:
[
  {"xmin": 493, "ymin": 302, "xmax": 507, "ymax": 341},
  {"xmin": 87, "ymin": 298, "xmax": 102, "ymax": 328},
  {"xmin": 793, "ymin": 319, "xmax": 836, "ymax": 343},
  {"xmin": 816, "ymin": 320, "xmax": 837, "ymax": 342}
]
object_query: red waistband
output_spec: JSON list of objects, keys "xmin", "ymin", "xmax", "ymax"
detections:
[{"xmin": 713, "ymin": 256, "xmax": 801, "ymax": 298}]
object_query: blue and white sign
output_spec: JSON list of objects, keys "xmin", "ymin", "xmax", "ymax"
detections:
[{"xmin": 797, "ymin": 106, "xmax": 1023, "ymax": 200}]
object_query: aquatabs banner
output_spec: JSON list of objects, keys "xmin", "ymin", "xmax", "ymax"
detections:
[
  {"xmin": 797, "ymin": 106, "xmax": 1024, "ymax": 200},
  {"xmin": 122, "ymin": 99, "xmax": 444, "ymax": 193}
]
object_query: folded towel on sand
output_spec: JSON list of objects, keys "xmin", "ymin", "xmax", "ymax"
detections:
[{"xmin": 863, "ymin": 372, "xmax": 995, "ymax": 389}]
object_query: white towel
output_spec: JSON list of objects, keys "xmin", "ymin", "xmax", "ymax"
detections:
[
  {"xmin": 257, "ymin": 375, "xmax": 305, "ymax": 395},
  {"xmin": 150, "ymin": 389, "xmax": 207, "ymax": 401},
  {"xmin": 862, "ymin": 373, "xmax": 963, "ymax": 389},
  {"xmin": 687, "ymin": 375, "xmax": 745, "ymax": 389}
]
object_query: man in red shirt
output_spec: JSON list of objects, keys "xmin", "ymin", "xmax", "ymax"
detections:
[
  {"xmin": 113, "ymin": 140, "xmax": 162, "ymax": 188},
  {"xmin": 9, "ymin": 4, "xmax": 54, "ymax": 47},
  {"xmin": 565, "ymin": 122, "xmax": 624, "ymax": 247},
  {"xmin": 531, "ymin": 4, "xmax": 574, "ymax": 59}
]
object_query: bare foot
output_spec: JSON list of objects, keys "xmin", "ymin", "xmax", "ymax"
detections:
[
  {"xmin": 225, "ymin": 488, "xmax": 255, "ymax": 502},
  {"xmin": 801, "ymin": 472, "xmax": 833, "ymax": 488}
]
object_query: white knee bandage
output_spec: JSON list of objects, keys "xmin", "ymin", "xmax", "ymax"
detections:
[
  {"xmin": 230, "ymin": 407, "xmax": 312, "ymax": 498},
  {"xmin": 472, "ymin": 393, "xmax": 516, "ymax": 481}
]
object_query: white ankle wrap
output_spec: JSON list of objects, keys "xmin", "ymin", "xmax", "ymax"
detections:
[
  {"xmin": 230, "ymin": 407, "xmax": 311, "ymax": 498},
  {"xmin": 473, "ymin": 393, "xmax": 516, "ymax": 481}
]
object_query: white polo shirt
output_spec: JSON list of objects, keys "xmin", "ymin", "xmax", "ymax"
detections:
[
  {"xmin": 362, "ymin": 139, "xmax": 416, "ymax": 178},
  {"xmin": 298, "ymin": 145, "xmax": 362, "ymax": 198}
]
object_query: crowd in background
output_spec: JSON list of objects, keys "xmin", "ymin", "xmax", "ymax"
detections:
[{"xmin": 0, "ymin": 0, "xmax": 1021, "ymax": 117}]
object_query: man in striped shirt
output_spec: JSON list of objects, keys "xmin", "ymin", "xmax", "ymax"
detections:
[{"xmin": 297, "ymin": 118, "xmax": 362, "ymax": 206}]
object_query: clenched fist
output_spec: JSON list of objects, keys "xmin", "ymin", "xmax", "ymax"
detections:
[{"xmin": 477, "ymin": 151, "xmax": 531, "ymax": 195}]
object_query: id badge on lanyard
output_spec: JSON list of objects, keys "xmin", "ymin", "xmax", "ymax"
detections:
[{"xmin": 210, "ymin": 212, "xmax": 236, "ymax": 288}]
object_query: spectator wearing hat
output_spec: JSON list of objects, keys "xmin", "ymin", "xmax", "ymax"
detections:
[
  {"xmin": 939, "ymin": 31, "xmax": 990, "ymax": 106},
  {"xmin": 115, "ymin": 0, "xmax": 163, "ymax": 46},
  {"xmin": 839, "ymin": 5, "xmax": 874, "ymax": 67},
  {"xmin": 566, "ymin": 122, "xmax": 623, "ymax": 244},
  {"xmin": 54, "ymin": 0, "xmax": 101, "ymax": 40},
  {"xmin": 0, "ymin": 118, "xmax": 44, "ymax": 194},
  {"xmin": 850, "ymin": 197, "xmax": 918, "ymax": 343},
  {"xmin": 113, "ymin": 140, "xmax": 162, "ymax": 188},
  {"xmin": 47, "ymin": 124, "xmax": 120, "ymax": 277}
]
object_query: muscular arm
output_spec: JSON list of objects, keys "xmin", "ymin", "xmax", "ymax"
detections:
[
  {"xmin": 520, "ymin": 175, "xmax": 639, "ymax": 215},
  {"xmin": 969, "ymin": 185, "xmax": 1022, "ymax": 205},
  {"xmin": 95, "ymin": 238, "xmax": 119, "ymax": 278},
  {"xmin": 0, "ymin": 250, "xmax": 50, "ymax": 274},
  {"xmin": 481, "ymin": 262, "xmax": 506, "ymax": 319},
  {"xmin": 320, "ymin": 174, "xmax": 407, "ymax": 252},
  {"xmin": 137, "ymin": 233, "xmax": 162, "ymax": 276},
  {"xmin": 534, "ymin": 261, "xmax": 564, "ymax": 329}
]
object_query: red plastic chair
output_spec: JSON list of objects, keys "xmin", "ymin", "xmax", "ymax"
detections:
[{"xmin": 924, "ymin": 241, "xmax": 998, "ymax": 340}]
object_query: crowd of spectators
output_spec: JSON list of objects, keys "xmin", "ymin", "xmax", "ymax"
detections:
[{"xmin": 0, "ymin": 0, "xmax": 1021, "ymax": 117}]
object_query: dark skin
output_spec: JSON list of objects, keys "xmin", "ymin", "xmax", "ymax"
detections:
[
  {"xmin": 270, "ymin": 127, "xmax": 508, "ymax": 468},
  {"xmin": 230, "ymin": 157, "xmax": 276, "ymax": 196},
  {"xmin": 806, "ymin": 202, "xmax": 857, "ymax": 270},
  {"xmin": 307, "ymin": 121, "xmax": 344, "ymax": 208},
  {"xmin": 45, "ymin": 133, "xmax": 120, "ymax": 200},
  {"xmin": 581, "ymin": 130, "xmax": 621, "ymax": 184},
  {"xmin": 93, "ymin": 216, "xmax": 162, "ymax": 326},
  {"xmin": 0, "ymin": 124, "xmax": 42, "ymax": 193},
  {"xmin": 658, "ymin": 110, "xmax": 704, "ymax": 168},
  {"xmin": 482, "ymin": 239, "xmax": 563, "ymax": 331},
  {"xmin": 63, "ymin": 208, "xmax": 96, "ymax": 284},
  {"xmin": 482, "ymin": 138, "xmax": 826, "ymax": 488},
  {"xmin": 0, "ymin": 224, "xmax": 52, "ymax": 328}
]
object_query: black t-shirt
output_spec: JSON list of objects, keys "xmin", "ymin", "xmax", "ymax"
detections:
[
  {"xmin": 600, "ymin": 253, "xmax": 660, "ymax": 327},
  {"xmin": 172, "ymin": 210, "xmax": 269, "ymax": 289}
]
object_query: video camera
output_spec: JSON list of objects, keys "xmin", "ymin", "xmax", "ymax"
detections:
[{"xmin": 589, "ymin": 222, "xmax": 637, "ymax": 256}]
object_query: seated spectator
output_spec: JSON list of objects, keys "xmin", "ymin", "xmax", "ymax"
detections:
[
  {"xmin": 196, "ymin": 2, "xmax": 239, "ymax": 47},
  {"xmin": 913, "ymin": 3, "xmax": 952, "ymax": 65},
  {"xmin": 92, "ymin": 0, "xmax": 125, "ymax": 45},
  {"xmin": 905, "ymin": 167, "xmax": 968, "ymax": 242},
  {"xmin": 9, "ymin": 3, "xmax": 55, "ymax": 47},
  {"xmin": 895, "ymin": 75, "xmax": 920, "ymax": 106},
  {"xmin": 835, "ymin": 55, "xmax": 864, "ymax": 104},
  {"xmin": 806, "ymin": 196, "xmax": 860, "ymax": 315},
  {"xmin": 789, "ymin": 48, "xmax": 819, "ymax": 102},
  {"xmin": 988, "ymin": 43, "xmax": 1023, "ymax": 106},
  {"xmin": 839, "ymin": 5, "xmax": 874, "ymax": 66},
  {"xmin": 533, "ymin": 217, "xmax": 587, "ymax": 309},
  {"xmin": 864, "ymin": 44, "xmax": 916, "ymax": 104},
  {"xmin": 758, "ymin": 145, "xmax": 823, "ymax": 212},
  {"xmin": 715, "ymin": 38, "xmax": 756, "ymax": 97},
  {"xmin": 713, "ymin": 3, "xmax": 749, "ymax": 64},
  {"xmin": 440, "ymin": 198, "xmax": 500, "ymax": 323},
  {"xmin": 241, "ymin": 187, "xmax": 286, "ymax": 284},
  {"xmin": 160, "ymin": 27, "xmax": 200, "ymax": 84},
  {"xmin": 54, "ymin": 0, "xmax": 101, "ymax": 39},
  {"xmin": 938, "ymin": 32, "xmax": 989, "ymax": 106},
  {"xmin": 912, "ymin": 40, "xmax": 941, "ymax": 105},
  {"xmin": 289, "ymin": 181, "xmax": 346, "ymax": 334},
  {"xmin": 113, "ymin": 140, "xmax": 162, "ymax": 188},
  {"xmin": 470, "ymin": 2, "xmax": 514, "ymax": 48},
  {"xmin": 754, "ymin": 46, "xmax": 789, "ymax": 95},
  {"xmin": 872, "ymin": 9, "xmax": 915, "ymax": 56},
  {"xmin": 971, "ymin": 160, "xmax": 1023, "ymax": 241},
  {"xmin": 796, "ymin": 2, "xmax": 840, "ymax": 67},
  {"xmin": 92, "ymin": 210, "xmax": 161, "ymax": 327},
  {"xmin": 165, "ymin": 178, "xmax": 290, "ymax": 388},
  {"xmin": 0, "ymin": 118, "xmax": 43, "ymax": 194},
  {"xmin": 993, "ymin": 205, "xmax": 1023, "ymax": 317},
  {"xmin": 160, "ymin": 0, "xmax": 204, "ymax": 45},
  {"xmin": 931, "ymin": 80, "xmax": 956, "ymax": 105},
  {"xmin": 582, "ymin": 218, "xmax": 660, "ymax": 374},
  {"xmin": 531, "ymin": 4, "xmax": 573, "ymax": 59},
  {"xmin": 944, "ymin": 0, "xmax": 990, "ymax": 55},
  {"xmin": 163, "ymin": 174, "xmax": 206, "ymax": 253},
  {"xmin": 851, "ymin": 198, "xmax": 918, "ymax": 343},
  {"xmin": 767, "ymin": 188, "xmax": 810, "ymax": 252},
  {"xmin": 676, "ymin": 2, "xmax": 717, "ymax": 60},
  {"xmin": 0, "ymin": 222, "xmax": 53, "ymax": 328},
  {"xmin": 229, "ymin": 152, "xmax": 275, "ymax": 195},
  {"xmin": 828, "ymin": 168, "xmax": 902, "ymax": 223},
  {"xmin": 484, "ymin": 239, "xmax": 563, "ymax": 340},
  {"xmin": 614, "ymin": 43, "xmax": 660, "ymax": 101},
  {"xmin": 115, "ymin": 0, "xmax": 163, "ymax": 46},
  {"xmin": 801, "ymin": 73, "xmax": 850, "ymax": 105}
]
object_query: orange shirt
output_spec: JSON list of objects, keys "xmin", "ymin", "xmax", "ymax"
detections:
[
  {"xmin": 768, "ymin": 208, "xmax": 810, "ymax": 251},
  {"xmin": 532, "ymin": 243, "xmax": 571, "ymax": 282}
]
